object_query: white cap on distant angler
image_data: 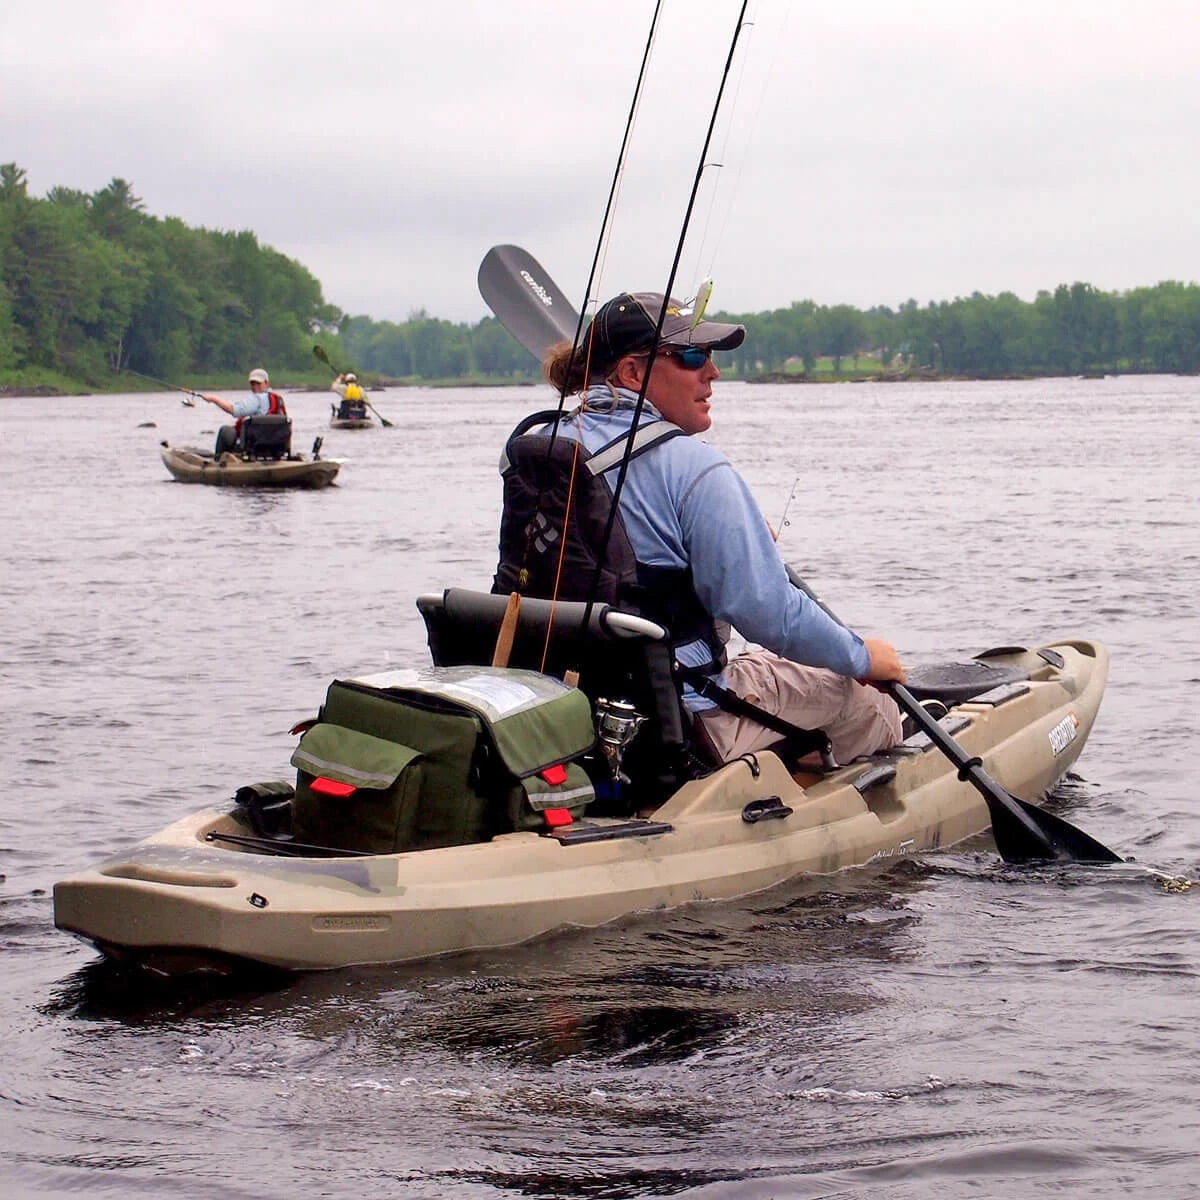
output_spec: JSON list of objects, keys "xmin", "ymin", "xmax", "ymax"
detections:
[
  {"xmin": 344, "ymin": 373, "xmax": 357, "ymax": 382},
  {"xmin": 248, "ymin": 367, "xmax": 270, "ymax": 384}
]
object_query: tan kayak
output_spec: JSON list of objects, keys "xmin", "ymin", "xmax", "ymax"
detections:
[
  {"xmin": 53, "ymin": 603, "xmax": 1110, "ymax": 974},
  {"xmin": 160, "ymin": 442, "xmax": 341, "ymax": 489}
]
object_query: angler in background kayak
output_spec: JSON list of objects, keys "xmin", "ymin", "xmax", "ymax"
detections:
[
  {"xmin": 330, "ymin": 371, "xmax": 368, "ymax": 422},
  {"xmin": 499, "ymin": 291, "xmax": 906, "ymax": 764},
  {"xmin": 199, "ymin": 366, "xmax": 288, "ymax": 457}
]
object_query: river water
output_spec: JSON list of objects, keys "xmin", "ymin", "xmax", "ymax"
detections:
[{"xmin": 2, "ymin": 375, "xmax": 1198, "ymax": 1198}]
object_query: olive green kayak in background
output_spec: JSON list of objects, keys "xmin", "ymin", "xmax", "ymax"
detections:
[{"xmin": 159, "ymin": 441, "xmax": 341, "ymax": 488}]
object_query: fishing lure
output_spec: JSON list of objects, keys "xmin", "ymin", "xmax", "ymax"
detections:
[{"xmin": 686, "ymin": 278, "xmax": 714, "ymax": 330}]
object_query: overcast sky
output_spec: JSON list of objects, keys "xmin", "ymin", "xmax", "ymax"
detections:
[{"xmin": 4, "ymin": 0, "xmax": 1199, "ymax": 324}]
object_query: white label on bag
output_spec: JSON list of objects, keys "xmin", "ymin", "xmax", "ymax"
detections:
[
  {"xmin": 438, "ymin": 675, "xmax": 539, "ymax": 717},
  {"xmin": 348, "ymin": 666, "xmax": 560, "ymax": 719}
]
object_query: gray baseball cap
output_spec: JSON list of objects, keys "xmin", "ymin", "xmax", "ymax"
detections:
[{"xmin": 580, "ymin": 291, "xmax": 745, "ymax": 371}]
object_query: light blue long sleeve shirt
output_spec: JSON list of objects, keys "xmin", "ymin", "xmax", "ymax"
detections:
[
  {"xmin": 230, "ymin": 390, "xmax": 273, "ymax": 419},
  {"xmin": 553, "ymin": 386, "xmax": 870, "ymax": 698}
]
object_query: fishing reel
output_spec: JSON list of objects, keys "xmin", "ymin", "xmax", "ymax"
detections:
[{"xmin": 594, "ymin": 697, "xmax": 646, "ymax": 784}]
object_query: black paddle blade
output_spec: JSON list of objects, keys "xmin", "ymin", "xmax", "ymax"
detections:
[
  {"xmin": 991, "ymin": 795, "xmax": 1124, "ymax": 864},
  {"xmin": 888, "ymin": 681, "xmax": 1121, "ymax": 865},
  {"xmin": 365, "ymin": 401, "xmax": 394, "ymax": 429},
  {"xmin": 477, "ymin": 244, "xmax": 581, "ymax": 360}
]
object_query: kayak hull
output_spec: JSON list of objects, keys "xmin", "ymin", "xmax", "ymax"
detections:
[
  {"xmin": 54, "ymin": 638, "xmax": 1109, "ymax": 973},
  {"xmin": 160, "ymin": 443, "xmax": 340, "ymax": 489},
  {"xmin": 329, "ymin": 416, "xmax": 374, "ymax": 430}
]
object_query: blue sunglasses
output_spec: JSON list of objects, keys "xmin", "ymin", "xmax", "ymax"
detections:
[{"xmin": 662, "ymin": 346, "xmax": 713, "ymax": 370}]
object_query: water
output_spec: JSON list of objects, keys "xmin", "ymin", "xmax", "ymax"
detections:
[{"xmin": 2, "ymin": 376, "xmax": 1198, "ymax": 1197}]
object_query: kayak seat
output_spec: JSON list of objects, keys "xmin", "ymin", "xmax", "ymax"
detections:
[
  {"xmin": 418, "ymin": 588, "xmax": 713, "ymax": 812},
  {"xmin": 903, "ymin": 659, "xmax": 1029, "ymax": 706},
  {"xmin": 242, "ymin": 414, "xmax": 292, "ymax": 460}
]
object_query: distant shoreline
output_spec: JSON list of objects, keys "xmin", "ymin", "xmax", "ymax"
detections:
[{"xmin": 3, "ymin": 369, "xmax": 1181, "ymax": 399}]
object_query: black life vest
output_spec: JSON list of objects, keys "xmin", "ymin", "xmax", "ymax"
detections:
[{"xmin": 493, "ymin": 409, "xmax": 721, "ymax": 661}]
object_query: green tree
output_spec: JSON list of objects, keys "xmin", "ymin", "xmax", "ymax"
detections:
[{"xmin": 820, "ymin": 304, "xmax": 867, "ymax": 373}]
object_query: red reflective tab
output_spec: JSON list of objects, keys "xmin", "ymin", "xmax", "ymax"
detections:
[
  {"xmin": 311, "ymin": 777, "xmax": 356, "ymax": 797},
  {"xmin": 539, "ymin": 763, "xmax": 568, "ymax": 786},
  {"xmin": 542, "ymin": 807, "xmax": 573, "ymax": 828}
]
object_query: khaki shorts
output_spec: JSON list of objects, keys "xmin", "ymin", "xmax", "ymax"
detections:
[{"xmin": 696, "ymin": 650, "xmax": 902, "ymax": 764}]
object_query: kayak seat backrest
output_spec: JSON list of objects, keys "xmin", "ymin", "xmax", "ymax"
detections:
[
  {"xmin": 416, "ymin": 588, "xmax": 701, "ymax": 811},
  {"xmin": 242, "ymin": 414, "xmax": 292, "ymax": 460}
]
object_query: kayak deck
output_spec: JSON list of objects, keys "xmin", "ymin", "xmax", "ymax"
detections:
[{"xmin": 53, "ymin": 638, "xmax": 1109, "ymax": 974}]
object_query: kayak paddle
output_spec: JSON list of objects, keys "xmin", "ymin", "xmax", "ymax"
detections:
[
  {"xmin": 477, "ymin": 244, "xmax": 581, "ymax": 361},
  {"xmin": 312, "ymin": 344, "xmax": 394, "ymax": 427},
  {"xmin": 785, "ymin": 568, "xmax": 1121, "ymax": 864}
]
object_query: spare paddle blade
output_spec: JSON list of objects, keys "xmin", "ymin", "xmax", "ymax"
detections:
[{"xmin": 478, "ymin": 244, "xmax": 581, "ymax": 360}]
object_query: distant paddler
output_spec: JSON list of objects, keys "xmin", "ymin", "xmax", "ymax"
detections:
[{"xmin": 331, "ymin": 371, "xmax": 368, "ymax": 422}]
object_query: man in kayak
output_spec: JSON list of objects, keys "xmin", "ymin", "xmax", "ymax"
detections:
[
  {"xmin": 331, "ymin": 371, "xmax": 368, "ymax": 421},
  {"xmin": 200, "ymin": 367, "xmax": 288, "ymax": 456},
  {"xmin": 496, "ymin": 292, "xmax": 905, "ymax": 763}
]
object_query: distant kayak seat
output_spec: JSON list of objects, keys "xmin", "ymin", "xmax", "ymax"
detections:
[
  {"xmin": 418, "ymin": 588, "xmax": 721, "ymax": 813},
  {"xmin": 241, "ymin": 414, "xmax": 292, "ymax": 461}
]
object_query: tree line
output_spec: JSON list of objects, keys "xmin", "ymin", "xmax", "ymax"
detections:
[
  {"xmin": 4, "ymin": 162, "xmax": 1199, "ymax": 386},
  {"xmin": 341, "ymin": 279, "xmax": 1200, "ymax": 380},
  {"xmin": 0, "ymin": 163, "xmax": 340, "ymax": 386},
  {"xmin": 712, "ymin": 282, "xmax": 1200, "ymax": 377}
]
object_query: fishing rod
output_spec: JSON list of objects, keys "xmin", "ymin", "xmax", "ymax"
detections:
[
  {"xmin": 565, "ymin": 0, "xmax": 665, "ymax": 378},
  {"xmin": 484, "ymin": 4, "xmax": 752, "ymax": 667},
  {"xmin": 585, "ymin": 0, "xmax": 752, "ymax": 615},
  {"xmin": 774, "ymin": 474, "xmax": 800, "ymax": 540},
  {"xmin": 121, "ymin": 367, "xmax": 201, "ymax": 406},
  {"xmin": 479, "ymin": 2, "xmax": 668, "ymax": 671},
  {"xmin": 312, "ymin": 344, "xmax": 394, "ymax": 427}
]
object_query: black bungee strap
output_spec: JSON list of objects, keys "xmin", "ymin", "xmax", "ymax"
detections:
[{"xmin": 674, "ymin": 663, "xmax": 831, "ymax": 760}]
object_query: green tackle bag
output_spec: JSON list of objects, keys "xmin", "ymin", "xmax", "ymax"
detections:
[{"xmin": 290, "ymin": 665, "xmax": 597, "ymax": 854}]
